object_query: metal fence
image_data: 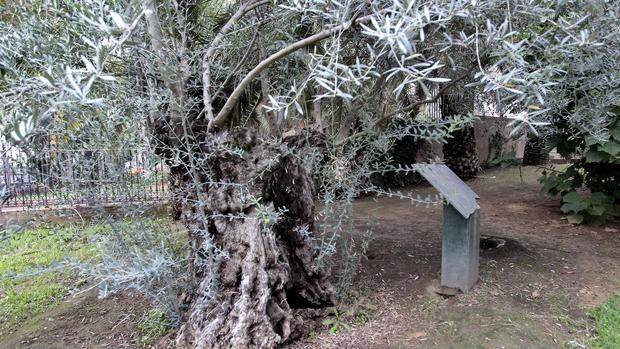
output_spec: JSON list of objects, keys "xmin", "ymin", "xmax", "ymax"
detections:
[{"xmin": 1, "ymin": 141, "xmax": 169, "ymax": 210}]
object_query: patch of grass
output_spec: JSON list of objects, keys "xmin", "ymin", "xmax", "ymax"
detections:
[
  {"xmin": 0, "ymin": 274, "xmax": 72, "ymax": 325},
  {"xmin": 135, "ymin": 308, "xmax": 171, "ymax": 347},
  {"xmin": 0, "ymin": 218, "xmax": 180, "ymax": 334},
  {"xmin": 0, "ymin": 224, "xmax": 98, "ymax": 330},
  {"xmin": 591, "ymin": 294, "xmax": 620, "ymax": 349}
]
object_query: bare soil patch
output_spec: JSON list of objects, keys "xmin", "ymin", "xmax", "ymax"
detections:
[
  {"xmin": 288, "ymin": 166, "xmax": 620, "ymax": 349},
  {"xmin": 0, "ymin": 291, "xmax": 149, "ymax": 349}
]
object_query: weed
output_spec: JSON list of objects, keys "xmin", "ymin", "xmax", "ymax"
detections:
[
  {"xmin": 135, "ymin": 308, "xmax": 171, "ymax": 347},
  {"xmin": 354, "ymin": 308, "xmax": 371, "ymax": 325},
  {"xmin": 322, "ymin": 309, "xmax": 351, "ymax": 334},
  {"xmin": 419, "ymin": 296, "xmax": 445, "ymax": 314}
]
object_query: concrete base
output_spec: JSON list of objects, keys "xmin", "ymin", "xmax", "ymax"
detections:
[{"xmin": 441, "ymin": 204, "xmax": 480, "ymax": 293}]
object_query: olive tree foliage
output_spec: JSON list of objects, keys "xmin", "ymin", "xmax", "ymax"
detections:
[
  {"xmin": 2, "ymin": 0, "xmax": 617, "ymax": 145},
  {"xmin": 0, "ymin": 1, "xmax": 149, "ymax": 148},
  {"xmin": 2, "ymin": 0, "xmax": 619, "ymax": 347}
]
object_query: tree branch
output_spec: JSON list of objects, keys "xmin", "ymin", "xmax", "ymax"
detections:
[
  {"xmin": 383, "ymin": 65, "xmax": 477, "ymax": 121},
  {"xmin": 144, "ymin": 0, "xmax": 164, "ymax": 53},
  {"xmin": 213, "ymin": 28, "xmax": 261, "ymax": 100},
  {"xmin": 210, "ymin": 14, "xmax": 373, "ymax": 130},
  {"xmin": 144, "ymin": 0, "xmax": 184, "ymax": 100},
  {"xmin": 202, "ymin": 0, "xmax": 270, "ymax": 124}
]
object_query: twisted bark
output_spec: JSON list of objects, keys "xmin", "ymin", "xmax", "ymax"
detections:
[{"xmin": 175, "ymin": 131, "xmax": 334, "ymax": 349}]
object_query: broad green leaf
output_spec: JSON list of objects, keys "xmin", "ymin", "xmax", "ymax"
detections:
[
  {"xmin": 561, "ymin": 201, "xmax": 588, "ymax": 213},
  {"xmin": 541, "ymin": 175, "xmax": 558, "ymax": 194},
  {"xmin": 590, "ymin": 192, "xmax": 612, "ymax": 205},
  {"xmin": 567, "ymin": 213, "xmax": 584, "ymax": 224},
  {"xmin": 587, "ymin": 205, "xmax": 606, "ymax": 216},
  {"xmin": 562, "ymin": 191, "xmax": 583, "ymax": 204},
  {"xmin": 585, "ymin": 135, "xmax": 600, "ymax": 146},
  {"xmin": 600, "ymin": 141, "xmax": 620, "ymax": 157},
  {"xmin": 585, "ymin": 149, "xmax": 608, "ymax": 163}
]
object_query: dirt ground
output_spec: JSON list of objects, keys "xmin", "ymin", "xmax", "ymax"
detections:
[
  {"xmin": 2, "ymin": 166, "xmax": 619, "ymax": 349},
  {"xmin": 289, "ymin": 166, "xmax": 620, "ymax": 349},
  {"xmin": 0, "ymin": 291, "xmax": 151, "ymax": 349}
]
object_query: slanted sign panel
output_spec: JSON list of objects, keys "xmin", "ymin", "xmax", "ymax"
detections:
[{"xmin": 413, "ymin": 164, "xmax": 480, "ymax": 218}]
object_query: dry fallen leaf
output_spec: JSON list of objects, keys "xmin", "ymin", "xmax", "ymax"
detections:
[{"xmin": 412, "ymin": 331, "xmax": 427, "ymax": 339}]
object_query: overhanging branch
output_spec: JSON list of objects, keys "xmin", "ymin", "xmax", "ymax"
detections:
[
  {"xmin": 385, "ymin": 66, "xmax": 476, "ymax": 119},
  {"xmin": 202, "ymin": 0, "xmax": 270, "ymax": 123},
  {"xmin": 210, "ymin": 14, "xmax": 373, "ymax": 130},
  {"xmin": 375, "ymin": 59, "xmax": 489, "ymax": 127}
]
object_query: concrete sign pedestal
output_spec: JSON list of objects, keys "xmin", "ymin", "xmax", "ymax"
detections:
[
  {"xmin": 414, "ymin": 164, "xmax": 481, "ymax": 293},
  {"xmin": 441, "ymin": 204, "xmax": 480, "ymax": 292}
]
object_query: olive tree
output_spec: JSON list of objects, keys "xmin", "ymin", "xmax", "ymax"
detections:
[{"xmin": 2, "ymin": 0, "xmax": 618, "ymax": 347}]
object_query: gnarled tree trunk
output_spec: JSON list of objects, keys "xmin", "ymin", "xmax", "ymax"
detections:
[{"xmin": 174, "ymin": 130, "xmax": 335, "ymax": 349}]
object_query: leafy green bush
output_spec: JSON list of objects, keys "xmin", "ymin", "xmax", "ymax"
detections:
[
  {"xmin": 541, "ymin": 116, "xmax": 620, "ymax": 224},
  {"xmin": 557, "ymin": 191, "xmax": 618, "ymax": 224}
]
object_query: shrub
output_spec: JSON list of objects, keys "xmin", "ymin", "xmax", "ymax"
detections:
[
  {"xmin": 541, "ymin": 115, "xmax": 620, "ymax": 224},
  {"xmin": 68, "ymin": 218, "xmax": 188, "ymax": 323}
]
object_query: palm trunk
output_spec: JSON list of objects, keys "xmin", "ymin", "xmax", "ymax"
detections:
[
  {"xmin": 441, "ymin": 92, "xmax": 479, "ymax": 179},
  {"xmin": 522, "ymin": 136, "xmax": 549, "ymax": 166},
  {"xmin": 443, "ymin": 126, "xmax": 479, "ymax": 179}
]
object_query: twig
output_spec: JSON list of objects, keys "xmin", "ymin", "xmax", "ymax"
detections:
[
  {"xmin": 213, "ymin": 28, "xmax": 261, "ymax": 100},
  {"xmin": 110, "ymin": 313, "xmax": 132, "ymax": 331}
]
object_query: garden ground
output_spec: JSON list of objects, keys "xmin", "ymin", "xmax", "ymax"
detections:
[{"xmin": 1, "ymin": 166, "xmax": 618, "ymax": 348}]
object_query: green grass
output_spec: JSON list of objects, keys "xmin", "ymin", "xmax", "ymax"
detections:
[
  {"xmin": 0, "ymin": 224, "xmax": 103, "ymax": 331},
  {"xmin": 592, "ymin": 294, "xmax": 620, "ymax": 349},
  {"xmin": 135, "ymin": 308, "xmax": 172, "ymax": 347},
  {"xmin": 0, "ymin": 216, "xmax": 184, "ymax": 346}
]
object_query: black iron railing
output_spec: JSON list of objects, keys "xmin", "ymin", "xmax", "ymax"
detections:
[{"xmin": 1, "ymin": 141, "xmax": 169, "ymax": 210}]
